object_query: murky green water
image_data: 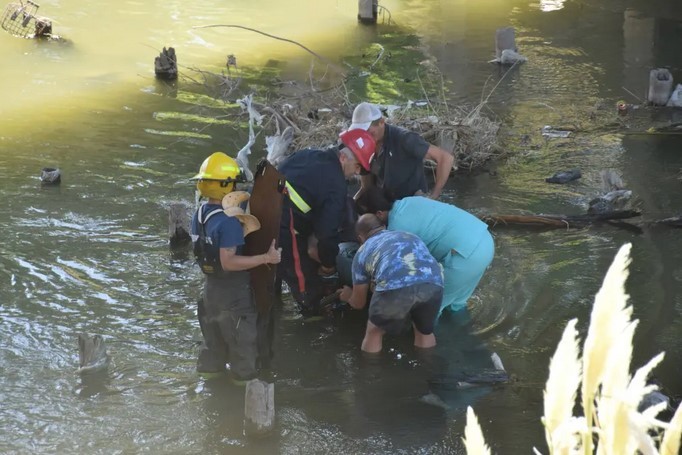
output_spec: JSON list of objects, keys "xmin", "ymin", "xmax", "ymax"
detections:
[{"xmin": 2, "ymin": 0, "xmax": 682, "ymax": 453}]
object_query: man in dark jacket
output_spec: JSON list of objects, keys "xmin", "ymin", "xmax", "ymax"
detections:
[
  {"xmin": 350, "ymin": 102, "xmax": 454, "ymax": 200},
  {"xmin": 278, "ymin": 129, "xmax": 376, "ymax": 317}
]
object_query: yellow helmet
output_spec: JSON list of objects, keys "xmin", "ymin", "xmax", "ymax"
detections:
[{"xmin": 190, "ymin": 152, "xmax": 244, "ymax": 200}]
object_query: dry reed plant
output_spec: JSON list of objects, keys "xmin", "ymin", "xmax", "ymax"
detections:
[{"xmin": 464, "ymin": 243, "xmax": 682, "ymax": 455}]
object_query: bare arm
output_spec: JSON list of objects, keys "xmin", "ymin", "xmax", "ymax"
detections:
[
  {"xmin": 425, "ymin": 145, "xmax": 455, "ymax": 199},
  {"xmin": 339, "ymin": 284, "xmax": 370, "ymax": 310},
  {"xmin": 220, "ymin": 239, "xmax": 281, "ymax": 271}
]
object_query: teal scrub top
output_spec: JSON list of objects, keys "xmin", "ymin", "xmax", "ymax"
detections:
[{"xmin": 387, "ymin": 196, "xmax": 490, "ymax": 261}]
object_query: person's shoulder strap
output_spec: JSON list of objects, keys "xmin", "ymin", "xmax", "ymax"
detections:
[{"xmin": 197, "ymin": 204, "xmax": 224, "ymax": 225}]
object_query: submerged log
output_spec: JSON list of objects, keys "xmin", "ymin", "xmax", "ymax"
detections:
[
  {"xmin": 481, "ymin": 210, "xmax": 641, "ymax": 229},
  {"xmin": 155, "ymin": 47, "xmax": 177, "ymax": 80},
  {"xmin": 649, "ymin": 216, "xmax": 682, "ymax": 228}
]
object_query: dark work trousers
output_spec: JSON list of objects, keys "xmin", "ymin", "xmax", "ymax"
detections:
[
  {"xmin": 197, "ymin": 272, "xmax": 257, "ymax": 380},
  {"xmin": 277, "ymin": 220, "xmax": 323, "ymax": 314}
]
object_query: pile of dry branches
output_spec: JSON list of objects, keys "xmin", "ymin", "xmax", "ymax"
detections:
[{"xmin": 181, "ymin": 34, "xmax": 502, "ymax": 170}]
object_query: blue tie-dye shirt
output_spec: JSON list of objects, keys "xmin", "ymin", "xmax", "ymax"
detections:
[{"xmin": 352, "ymin": 229, "xmax": 443, "ymax": 292}]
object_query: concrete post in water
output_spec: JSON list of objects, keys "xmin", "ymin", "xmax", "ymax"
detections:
[
  {"xmin": 244, "ymin": 379, "xmax": 275, "ymax": 437},
  {"xmin": 495, "ymin": 27, "xmax": 516, "ymax": 58},
  {"xmin": 647, "ymin": 68, "xmax": 673, "ymax": 106},
  {"xmin": 358, "ymin": 0, "xmax": 378, "ymax": 24},
  {"xmin": 155, "ymin": 47, "xmax": 178, "ymax": 80},
  {"xmin": 168, "ymin": 203, "xmax": 191, "ymax": 248}
]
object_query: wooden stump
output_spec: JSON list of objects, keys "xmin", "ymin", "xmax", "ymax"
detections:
[
  {"xmin": 647, "ymin": 68, "xmax": 673, "ymax": 106},
  {"xmin": 168, "ymin": 203, "xmax": 191, "ymax": 248},
  {"xmin": 155, "ymin": 47, "xmax": 178, "ymax": 81},
  {"xmin": 495, "ymin": 27, "xmax": 516, "ymax": 58},
  {"xmin": 244, "ymin": 379, "xmax": 275, "ymax": 437}
]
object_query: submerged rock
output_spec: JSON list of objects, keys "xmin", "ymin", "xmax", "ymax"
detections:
[
  {"xmin": 545, "ymin": 169, "xmax": 581, "ymax": 184},
  {"xmin": 40, "ymin": 167, "xmax": 61, "ymax": 185}
]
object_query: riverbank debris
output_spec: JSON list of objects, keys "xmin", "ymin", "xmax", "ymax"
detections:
[
  {"xmin": 1, "ymin": 0, "xmax": 57, "ymax": 39},
  {"xmin": 647, "ymin": 68, "xmax": 673, "ymax": 106},
  {"xmin": 587, "ymin": 170, "xmax": 633, "ymax": 215},
  {"xmin": 40, "ymin": 167, "xmax": 61, "ymax": 185},
  {"xmin": 666, "ymin": 83, "xmax": 682, "ymax": 108},
  {"xmin": 545, "ymin": 169, "xmax": 581, "ymax": 184},
  {"xmin": 155, "ymin": 47, "xmax": 178, "ymax": 81},
  {"xmin": 541, "ymin": 125, "xmax": 572, "ymax": 138}
]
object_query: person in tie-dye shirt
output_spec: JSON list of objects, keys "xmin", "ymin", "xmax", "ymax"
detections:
[{"xmin": 339, "ymin": 214, "xmax": 443, "ymax": 353}]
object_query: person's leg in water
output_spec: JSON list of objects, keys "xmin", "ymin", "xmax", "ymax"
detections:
[
  {"xmin": 413, "ymin": 325, "xmax": 436, "ymax": 349},
  {"xmin": 439, "ymin": 232, "xmax": 495, "ymax": 317},
  {"xmin": 219, "ymin": 281, "xmax": 258, "ymax": 385},
  {"xmin": 361, "ymin": 320, "xmax": 385, "ymax": 353},
  {"xmin": 410, "ymin": 283, "xmax": 442, "ymax": 349},
  {"xmin": 196, "ymin": 285, "xmax": 229, "ymax": 373},
  {"xmin": 278, "ymin": 224, "xmax": 323, "ymax": 316}
]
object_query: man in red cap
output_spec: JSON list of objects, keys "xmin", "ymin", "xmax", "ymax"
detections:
[
  {"xmin": 350, "ymin": 102, "xmax": 454, "ymax": 200},
  {"xmin": 277, "ymin": 129, "xmax": 376, "ymax": 317}
]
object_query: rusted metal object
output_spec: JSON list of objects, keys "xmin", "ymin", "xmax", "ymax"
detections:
[{"xmin": 1, "ymin": 0, "xmax": 51, "ymax": 38}]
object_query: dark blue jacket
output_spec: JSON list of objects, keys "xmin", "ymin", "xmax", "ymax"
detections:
[{"xmin": 279, "ymin": 147, "xmax": 347, "ymax": 268}]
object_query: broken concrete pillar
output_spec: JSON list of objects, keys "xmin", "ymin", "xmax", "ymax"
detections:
[
  {"xmin": 244, "ymin": 379, "xmax": 275, "ymax": 437},
  {"xmin": 495, "ymin": 27, "xmax": 516, "ymax": 58},
  {"xmin": 358, "ymin": 0, "xmax": 378, "ymax": 24},
  {"xmin": 647, "ymin": 68, "xmax": 673, "ymax": 106}
]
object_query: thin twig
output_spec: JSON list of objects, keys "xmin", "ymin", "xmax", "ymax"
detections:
[
  {"xmin": 368, "ymin": 44, "xmax": 385, "ymax": 71},
  {"xmin": 621, "ymin": 86, "xmax": 644, "ymax": 103},
  {"xmin": 192, "ymin": 24, "xmax": 345, "ymax": 74}
]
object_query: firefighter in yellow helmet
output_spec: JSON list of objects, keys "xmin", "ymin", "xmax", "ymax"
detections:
[{"xmin": 189, "ymin": 152, "xmax": 281, "ymax": 381}]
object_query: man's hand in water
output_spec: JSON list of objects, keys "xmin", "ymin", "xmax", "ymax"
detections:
[{"xmin": 338, "ymin": 285, "xmax": 353, "ymax": 303}]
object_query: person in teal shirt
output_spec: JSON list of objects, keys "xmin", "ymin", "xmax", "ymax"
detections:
[{"xmin": 356, "ymin": 188, "xmax": 494, "ymax": 316}]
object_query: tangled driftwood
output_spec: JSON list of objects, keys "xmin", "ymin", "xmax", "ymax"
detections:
[{"xmin": 179, "ymin": 25, "xmax": 502, "ymax": 171}]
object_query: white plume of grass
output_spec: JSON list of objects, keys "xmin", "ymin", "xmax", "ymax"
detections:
[
  {"xmin": 465, "ymin": 243, "xmax": 682, "ymax": 455},
  {"xmin": 580, "ymin": 243, "xmax": 633, "ymax": 453},
  {"xmin": 542, "ymin": 318, "xmax": 583, "ymax": 452},
  {"xmin": 464, "ymin": 406, "xmax": 491, "ymax": 455},
  {"xmin": 660, "ymin": 403, "xmax": 682, "ymax": 455}
]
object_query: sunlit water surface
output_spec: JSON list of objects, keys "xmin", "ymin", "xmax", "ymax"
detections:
[{"xmin": 1, "ymin": 0, "xmax": 682, "ymax": 453}]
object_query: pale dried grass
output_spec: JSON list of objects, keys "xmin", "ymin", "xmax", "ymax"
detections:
[{"xmin": 465, "ymin": 243, "xmax": 682, "ymax": 455}]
